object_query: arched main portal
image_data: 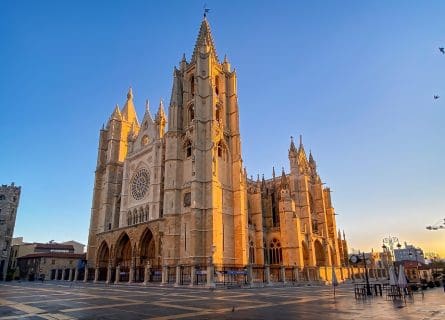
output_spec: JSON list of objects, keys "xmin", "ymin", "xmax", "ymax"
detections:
[
  {"xmin": 139, "ymin": 228, "xmax": 156, "ymax": 267},
  {"xmin": 115, "ymin": 233, "xmax": 132, "ymax": 268},
  {"xmin": 314, "ymin": 240, "xmax": 326, "ymax": 267},
  {"xmin": 302, "ymin": 241, "xmax": 310, "ymax": 266},
  {"xmin": 97, "ymin": 241, "xmax": 109, "ymax": 281}
]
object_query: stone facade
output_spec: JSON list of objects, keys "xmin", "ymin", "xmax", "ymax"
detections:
[
  {"xmin": 13, "ymin": 241, "xmax": 85, "ymax": 280},
  {"xmin": 86, "ymin": 18, "xmax": 348, "ymax": 283},
  {"xmin": 0, "ymin": 183, "xmax": 21, "ymax": 280}
]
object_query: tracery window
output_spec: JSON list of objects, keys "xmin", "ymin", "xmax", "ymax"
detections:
[
  {"xmin": 268, "ymin": 238, "xmax": 282, "ymax": 265},
  {"xmin": 263, "ymin": 241, "xmax": 269, "ymax": 264},
  {"xmin": 131, "ymin": 168, "xmax": 150, "ymax": 200}
]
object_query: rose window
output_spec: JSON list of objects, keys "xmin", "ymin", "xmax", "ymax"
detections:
[{"xmin": 131, "ymin": 168, "xmax": 150, "ymax": 200}]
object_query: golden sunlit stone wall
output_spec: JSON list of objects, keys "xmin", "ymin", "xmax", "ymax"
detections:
[{"xmin": 86, "ymin": 17, "xmax": 346, "ymax": 271}]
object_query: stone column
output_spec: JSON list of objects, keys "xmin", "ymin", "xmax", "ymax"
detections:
[
  {"xmin": 280, "ymin": 266, "xmax": 286, "ymax": 284},
  {"xmin": 324, "ymin": 266, "xmax": 328, "ymax": 282},
  {"xmin": 306, "ymin": 267, "xmax": 310, "ymax": 282},
  {"xmin": 129, "ymin": 262, "xmax": 135, "ymax": 284},
  {"xmin": 175, "ymin": 265, "xmax": 181, "ymax": 287},
  {"xmin": 69, "ymin": 268, "xmax": 73, "ymax": 282},
  {"xmin": 190, "ymin": 265, "xmax": 196, "ymax": 287},
  {"xmin": 114, "ymin": 265, "xmax": 120, "ymax": 284},
  {"xmin": 206, "ymin": 264, "xmax": 215, "ymax": 288},
  {"xmin": 161, "ymin": 265, "xmax": 168, "ymax": 285},
  {"xmin": 83, "ymin": 268, "xmax": 88, "ymax": 282},
  {"xmin": 293, "ymin": 266, "xmax": 299, "ymax": 283},
  {"xmin": 106, "ymin": 263, "xmax": 112, "ymax": 284},
  {"xmin": 93, "ymin": 267, "xmax": 99, "ymax": 283},
  {"xmin": 265, "ymin": 264, "xmax": 271, "ymax": 286},
  {"xmin": 246, "ymin": 264, "xmax": 253, "ymax": 286},
  {"xmin": 143, "ymin": 262, "xmax": 151, "ymax": 285},
  {"xmin": 74, "ymin": 268, "xmax": 79, "ymax": 282}
]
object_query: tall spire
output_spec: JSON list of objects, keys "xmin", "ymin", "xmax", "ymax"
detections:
[
  {"xmin": 280, "ymin": 167, "xmax": 288, "ymax": 189},
  {"xmin": 297, "ymin": 134, "xmax": 307, "ymax": 161},
  {"xmin": 111, "ymin": 104, "xmax": 122, "ymax": 121},
  {"xmin": 290, "ymin": 136, "xmax": 297, "ymax": 151},
  {"xmin": 142, "ymin": 99, "xmax": 153, "ymax": 124},
  {"xmin": 121, "ymin": 87, "xmax": 139, "ymax": 125},
  {"xmin": 289, "ymin": 136, "xmax": 297, "ymax": 153},
  {"xmin": 191, "ymin": 17, "xmax": 218, "ymax": 62},
  {"xmin": 309, "ymin": 150, "xmax": 314, "ymax": 163},
  {"xmin": 155, "ymin": 98, "xmax": 166, "ymax": 138},
  {"xmin": 309, "ymin": 150, "xmax": 316, "ymax": 169},
  {"xmin": 156, "ymin": 98, "xmax": 166, "ymax": 122}
]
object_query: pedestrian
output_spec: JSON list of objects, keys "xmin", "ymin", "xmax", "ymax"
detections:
[{"xmin": 442, "ymin": 279, "xmax": 445, "ymax": 293}]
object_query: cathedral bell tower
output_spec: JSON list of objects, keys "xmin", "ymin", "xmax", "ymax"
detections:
[{"xmin": 163, "ymin": 17, "xmax": 248, "ymax": 266}]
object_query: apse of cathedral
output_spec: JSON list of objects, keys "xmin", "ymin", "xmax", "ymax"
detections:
[{"xmin": 86, "ymin": 17, "xmax": 348, "ymax": 274}]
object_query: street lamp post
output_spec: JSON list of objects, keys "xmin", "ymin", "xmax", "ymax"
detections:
[{"xmin": 361, "ymin": 252, "xmax": 372, "ymax": 295}]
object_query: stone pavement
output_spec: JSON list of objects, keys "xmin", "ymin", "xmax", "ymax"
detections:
[{"xmin": 0, "ymin": 281, "xmax": 444, "ymax": 319}]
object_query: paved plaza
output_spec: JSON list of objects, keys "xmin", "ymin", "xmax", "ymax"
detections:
[{"xmin": 0, "ymin": 282, "xmax": 444, "ymax": 320}]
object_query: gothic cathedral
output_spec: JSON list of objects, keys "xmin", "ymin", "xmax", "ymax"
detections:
[{"xmin": 86, "ymin": 18, "xmax": 348, "ymax": 281}]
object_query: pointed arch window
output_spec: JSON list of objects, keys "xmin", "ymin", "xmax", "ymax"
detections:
[
  {"xmin": 215, "ymin": 104, "xmax": 222, "ymax": 122},
  {"xmin": 215, "ymin": 75, "xmax": 220, "ymax": 95},
  {"xmin": 133, "ymin": 209, "xmax": 138, "ymax": 224},
  {"xmin": 217, "ymin": 141, "xmax": 223, "ymax": 158},
  {"xmin": 268, "ymin": 238, "xmax": 283, "ymax": 265},
  {"xmin": 188, "ymin": 105, "xmax": 195, "ymax": 123},
  {"xmin": 264, "ymin": 241, "xmax": 269, "ymax": 264},
  {"xmin": 249, "ymin": 240, "xmax": 255, "ymax": 264},
  {"xmin": 271, "ymin": 192, "xmax": 280, "ymax": 227},
  {"xmin": 190, "ymin": 75, "xmax": 195, "ymax": 96},
  {"xmin": 185, "ymin": 140, "xmax": 192, "ymax": 158},
  {"xmin": 127, "ymin": 211, "xmax": 132, "ymax": 226}
]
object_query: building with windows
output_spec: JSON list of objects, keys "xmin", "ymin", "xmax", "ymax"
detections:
[
  {"xmin": 394, "ymin": 242, "xmax": 425, "ymax": 264},
  {"xmin": 86, "ymin": 17, "xmax": 348, "ymax": 283},
  {"xmin": 13, "ymin": 240, "xmax": 85, "ymax": 281},
  {"xmin": 0, "ymin": 183, "xmax": 21, "ymax": 281}
]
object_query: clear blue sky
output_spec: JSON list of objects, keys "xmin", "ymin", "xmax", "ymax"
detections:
[{"xmin": 1, "ymin": 1, "xmax": 444, "ymax": 256}]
